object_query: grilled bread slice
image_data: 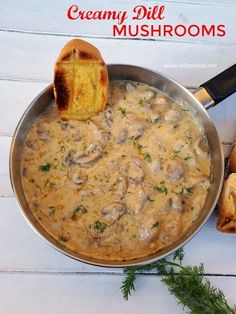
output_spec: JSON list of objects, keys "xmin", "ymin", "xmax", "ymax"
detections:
[
  {"xmin": 54, "ymin": 39, "xmax": 108, "ymax": 120},
  {"xmin": 217, "ymin": 173, "xmax": 236, "ymax": 233}
]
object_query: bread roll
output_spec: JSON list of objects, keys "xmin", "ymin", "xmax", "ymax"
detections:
[
  {"xmin": 217, "ymin": 173, "xmax": 236, "ymax": 233},
  {"xmin": 53, "ymin": 39, "xmax": 108, "ymax": 120},
  {"xmin": 229, "ymin": 143, "xmax": 236, "ymax": 173}
]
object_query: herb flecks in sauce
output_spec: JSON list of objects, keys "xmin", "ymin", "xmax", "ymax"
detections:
[
  {"xmin": 94, "ymin": 220, "xmax": 107, "ymax": 233},
  {"xmin": 71, "ymin": 205, "xmax": 87, "ymax": 221},
  {"xmin": 21, "ymin": 80, "xmax": 211, "ymax": 261},
  {"xmin": 39, "ymin": 163, "xmax": 51, "ymax": 172}
]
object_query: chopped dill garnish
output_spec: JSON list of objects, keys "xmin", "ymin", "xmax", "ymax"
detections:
[
  {"xmin": 184, "ymin": 156, "xmax": 192, "ymax": 160},
  {"xmin": 143, "ymin": 152, "xmax": 152, "ymax": 163},
  {"xmin": 151, "ymin": 222, "xmax": 159, "ymax": 229},
  {"xmin": 60, "ymin": 145, "xmax": 65, "ymax": 153},
  {"xmin": 181, "ymin": 186, "xmax": 193, "ymax": 195},
  {"xmin": 44, "ymin": 178, "xmax": 55, "ymax": 188},
  {"xmin": 48, "ymin": 206, "xmax": 56, "ymax": 216},
  {"xmin": 139, "ymin": 98, "xmax": 144, "ymax": 105},
  {"xmin": 39, "ymin": 163, "xmax": 51, "ymax": 172},
  {"xmin": 71, "ymin": 205, "xmax": 87, "ymax": 221},
  {"xmin": 118, "ymin": 107, "xmax": 128, "ymax": 118},
  {"xmin": 155, "ymin": 183, "xmax": 168, "ymax": 195},
  {"xmin": 94, "ymin": 220, "xmax": 107, "ymax": 233}
]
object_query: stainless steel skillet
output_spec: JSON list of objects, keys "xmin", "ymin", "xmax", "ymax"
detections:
[{"xmin": 9, "ymin": 64, "xmax": 236, "ymax": 267}]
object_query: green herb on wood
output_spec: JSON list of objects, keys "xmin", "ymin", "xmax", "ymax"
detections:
[{"xmin": 121, "ymin": 248, "xmax": 236, "ymax": 314}]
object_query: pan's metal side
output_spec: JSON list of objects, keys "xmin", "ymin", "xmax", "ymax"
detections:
[{"xmin": 9, "ymin": 65, "xmax": 224, "ymax": 267}]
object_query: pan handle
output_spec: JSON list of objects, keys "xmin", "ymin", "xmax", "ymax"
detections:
[{"xmin": 193, "ymin": 64, "xmax": 236, "ymax": 110}]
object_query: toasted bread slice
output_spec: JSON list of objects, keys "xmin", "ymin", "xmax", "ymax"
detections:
[
  {"xmin": 217, "ymin": 173, "xmax": 236, "ymax": 233},
  {"xmin": 53, "ymin": 39, "xmax": 108, "ymax": 120},
  {"xmin": 229, "ymin": 142, "xmax": 236, "ymax": 173}
]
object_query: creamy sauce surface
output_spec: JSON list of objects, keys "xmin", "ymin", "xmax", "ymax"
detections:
[{"xmin": 21, "ymin": 80, "xmax": 211, "ymax": 261}]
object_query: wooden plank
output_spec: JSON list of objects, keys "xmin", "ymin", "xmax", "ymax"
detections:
[
  {"xmin": 0, "ymin": 136, "xmax": 12, "ymax": 197},
  {"xmin": 1, "ymin": 0, "xmax": 235, "ymax": 44},
  {"xmin": 0, "ymin": 80, "xmax": 47, "ymax": 136},
  {"xmin": 0, "ymin": 31, "xmax": 236, "ymax": 87},
  {"xmin": 0, "ymin": 273, "xmax": 236, "ymax": 314},
  {"xmin": 0, "ymin": 80, "xmax": 236, "ymax": 142},
  {"xmin": 1, "ymin": 196, "xmax": 236, "ymax": 274}
]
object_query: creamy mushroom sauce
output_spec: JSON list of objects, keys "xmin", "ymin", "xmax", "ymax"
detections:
[{"xmin": 21, "ymin": 80, "xmax": 211, "ymax": 261}]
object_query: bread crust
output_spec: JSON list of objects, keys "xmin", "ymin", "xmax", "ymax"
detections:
[
  {"xmin": 229, "ymin": 143, "xmax": 236, "ymax": 173},
  {"xmin": 217, "ymin": 173, "xmax": 236, "ymax": 233},
  {"xmin": 53, "ymin": 39, "xmax": 108, "ymax": 120}
]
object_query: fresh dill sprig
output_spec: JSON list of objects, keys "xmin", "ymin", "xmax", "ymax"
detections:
[{"xmin": 121, "ymin": 248, "xmax": 236, "ymax": 314}]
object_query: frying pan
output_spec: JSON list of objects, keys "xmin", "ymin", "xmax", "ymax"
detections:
[{"xmin": 9, "ymin": 64, "xmax": 236, "ymax": 267}]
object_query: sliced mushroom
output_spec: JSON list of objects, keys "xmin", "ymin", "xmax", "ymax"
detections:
[
  {"xmin": 99, "ymin": 130, "xmax": 112, "ymax": 144},
  {"xmin": 102, "ymin": 110, "xmax": 113, "ymax": 129},
  {"xmin": 90, "ymin": 121, "xmax": 112, "ymax": 144},
  {"xmin": 165, "ymin": 109, "xmax": 182, "ymax": 123},
  {"xmin": 156, "ymin": 135, "xmax": 167, "ymax": 152},
  {"xmin": 139, "ymin": 221, "xmax": 159, "ymax": 243},
  {"xmin": 117, "ymin": 128, "xmax": 128, "ymax": 144},
  {"xmin": 159, "ymin": 213, "xmax": 181, "ymax": 245},
  {"xmin": 26, "ymin": 139, "xmax": 37, "ymax": 150},
  {"xmin": 148, "ymin": 156, "xmax": 161, "ymax": 173},
  {"xmin": 125, "ymin": 82, "xmax": 136, "ymax": 92},
  {"xmin": 90, "ymin": 222, "xmax": 114, "ymax": 239},
  {"xmin": 127, "ymin": 182, "xmax": 154, "ymax": 214},
  {"xmin": 116, "ymin": 175, "xmax": 128, "ymax": 200},
  {"xmin": 139, "ymin": 224, "xmax": 150, "ymax": 240},
  {"xmin": 75, "ymin": 141, "xmax": 102, "ymax": 165},
  {"xmin": 36, "ymin": 122, "xmax": 50, "ymax": 141},
  {"xmin": 144, "ymin": 90, "xmax": 155, "ymax": 102},
  {"xmin": 188, "ymin": 175, "xmax": 211, "ymax": 190},
  {"xmin": 165, "ymin": 160, "xmax": 184, "ymax": 183},
  {"xmin": 168, "ymin": 195, "xmax": 183, "ymax": 213},
  {"xmin": 72, "ymin": 172, "xmax": 87, "ymax": 187},
  {"xmin": 128, "ymin": 157, "xmax": 144, "ymax": 185},
  {"xmin": 154, "ymin": 97, "xmax": 167, "ymax": 105},
  {"xmin": 150, "ymin": 113, "xmax": 160, "ymax": 124},
  {"xmin": 74, "ymin": 133, "xmax": 82, "ymax": 142},
  {"xmin": 194, "ymin": 137, "xmax": 209, "ymax": 160},
  {"xmin": 128, "ymin": 118, "xmax": 149, "ymax": 140},
  {"xmin": 66, "ymin": 150, "xmax": 75, "ymax": 167},
  {"xmin": 101, "ymin": 202, "xmax": 127, "ymax": 225},
  {"xmin": 173, "ymin": 139, "xmax": 188, "ymax": 153},
  {"xmin": 36, "ymin": 122, "xmax": 49, "ymax": 133}
]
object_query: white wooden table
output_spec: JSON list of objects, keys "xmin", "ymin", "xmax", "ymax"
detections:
[{"xmin": 1, "ymin": 1, "xmax": 236, "ymax": 313}]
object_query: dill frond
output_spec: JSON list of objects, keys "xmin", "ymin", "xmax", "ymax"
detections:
[{"xmin": 121, "ymin": 248, "xmax": 236, "ymax": 314}]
